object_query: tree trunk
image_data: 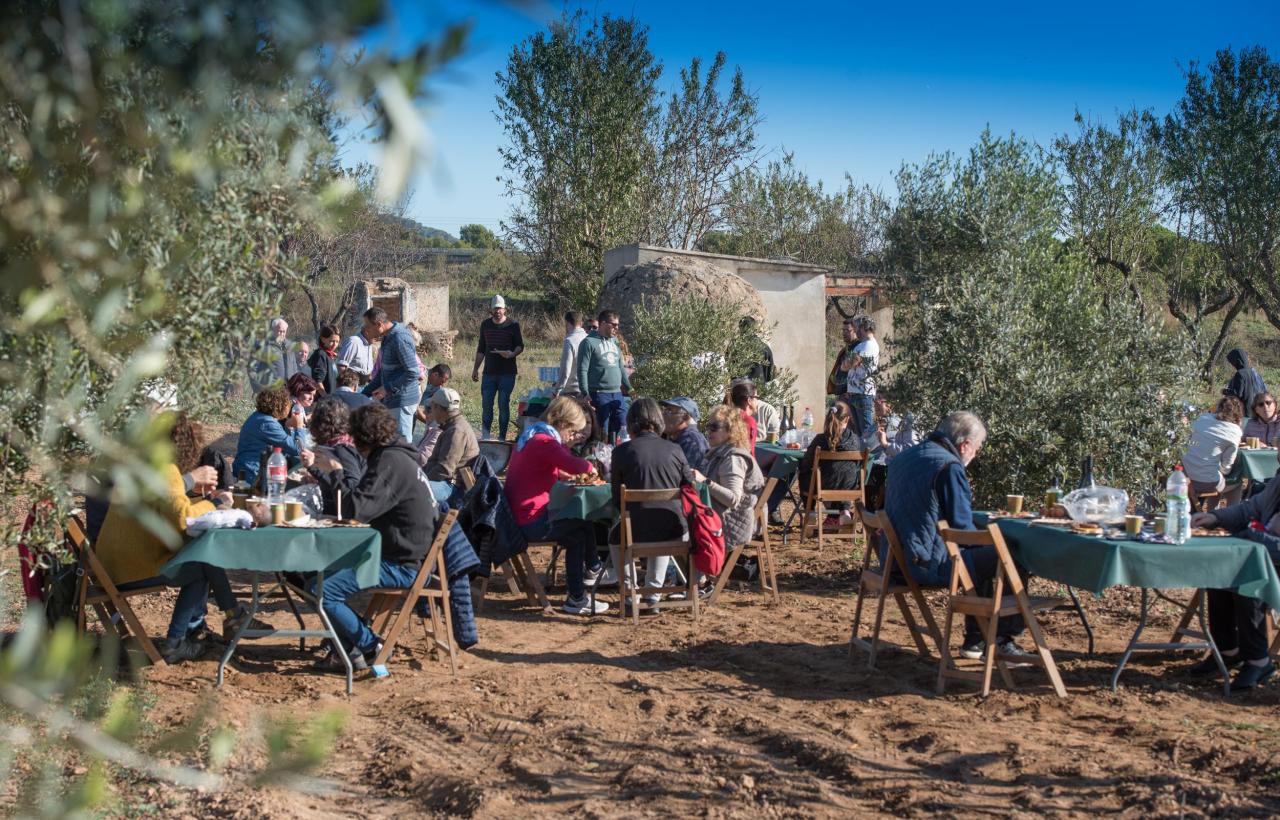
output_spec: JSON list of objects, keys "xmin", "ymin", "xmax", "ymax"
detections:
[
  {"xmin": 300, "ymin": 282, "xmax": 322, "ymax": 338},
  {"xmin": 1201, "ymin": 293, "xmax": 1248, "ymax": 383}
]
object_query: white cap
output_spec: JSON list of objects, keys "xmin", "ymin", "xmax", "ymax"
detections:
[
  {"xmin": 490, "ymin": 294, "xmax": 506, "ymax": 310},
  {"xmin": 429, "ymin": 386, "xmax": 461, "ymax": 412}
]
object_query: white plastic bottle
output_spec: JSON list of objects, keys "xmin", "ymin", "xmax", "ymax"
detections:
[
  {"xmin": 267, "ymin": 446, "xmax": 288, "ymax": 503},
  {"xmin": 1165, "ymin": 465, "xmax": 1191, "ymax": 544},
  {"xmin": 801, "ymin": 406, "xmax": 814, "ymax": 431}
]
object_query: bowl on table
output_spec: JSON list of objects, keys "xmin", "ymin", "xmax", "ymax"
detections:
[{"xmin": 1062, "ymin": 485, "xmax": 1129, "ymax": 526}]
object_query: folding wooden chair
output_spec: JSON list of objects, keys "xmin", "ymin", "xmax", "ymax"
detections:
[
  {"xmin": 707, "ymin": 477, "xmax": 781, "ymax": 606},
  {"xmin": 66, "ymin": 517, "xmax": 167, "ymax": 666},
  {"xmin": 458, "ymin": 466, "xmax": 552, "ymax": 612},
  {"xmin": 617, "ymin": 486, "xmax": 698, "ymax": 625},
  {"xmin": 1188, "ymin": 485, "xmax": 1223, "ymax": 513},
  {"xmin": 803, "ymin": 449, "xmax": 867, "ymax": 550},
  {"xmin": 935, "ymin": 521, "xmax": 1067, "ymax": 698},
  {"xmin": 362, "ymin": 510, "xmax": 460, "ymax": 674},
  {"xmin": 849, "ymin": 501, "xmax": 945, "ymax": 668}
]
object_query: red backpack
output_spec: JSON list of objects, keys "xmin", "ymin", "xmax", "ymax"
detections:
[{"xmin": 681, "ymin": 483, "xmax": 726, "ymax": 575}]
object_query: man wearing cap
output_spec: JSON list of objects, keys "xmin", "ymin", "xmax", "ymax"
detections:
[
  {"xmin": 661, "ymin": 397, "xmax": 708, "ymax": 469},
  {"xmin": 423, "ymin": 386, "xmax": 480, "ymax": 507},
  {"xmin": 472, "ymin": 295, "xmax": 524, "ymax": 441}
]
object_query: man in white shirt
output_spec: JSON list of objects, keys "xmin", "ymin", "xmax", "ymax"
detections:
[
  {"xmin": 754, "ymin": 397, "xmax": 781, "ymax": 443},
  {"xmin": 842, "ymin": 316, "xmax": 880, "ymax": 437},
  {"xmin": 554, "ymin": 311, "xmax": 588, "ymax": 396},
  {"xmin": 337, "ymin": 325, "xmax": 375, "ymax": 386}
]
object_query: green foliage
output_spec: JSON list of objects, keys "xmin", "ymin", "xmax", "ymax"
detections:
[
  {"xmin": 0, "ymin": 0, "xmax": 466, "ymax": 555},
  {"xmin": 627, "ymin": 298, "xmax": 795, "ymax": 417},
  {"xmin": 496, "ymin": 12, "xmax": 758, "ymax": 309},
  {"xmin": 885, "ymin": 131, "xmax": 1196, "ymax": 507},
  {"xmin": 459, "ymin": 223, "xmax": 500, "ymax": 249},
  {"xmin": 0, "ymin": 615, "xmax": 344, "ymax": 815},
  {"xmin": 1155, "ymin": 46, "xmax": 1280, "ymax": 331}
]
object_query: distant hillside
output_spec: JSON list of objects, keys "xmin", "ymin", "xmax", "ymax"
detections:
[{"xmin": 387, "ymin": 215, "xmax": 458, "ymax": 244}]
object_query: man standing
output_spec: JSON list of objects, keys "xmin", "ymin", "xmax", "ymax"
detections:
[
  {"xmin": 883, "ymin": 411, "xmax": 1028, "ymax": 658},
  {"xmin": 826, "ymin": 317, "xmax": 858, "ymax": 399},
  {"xmin": 361, "ymin": 307, "xmax": 421, "ymax": 442},
  {"xmin": 660, "ymin": 397, "xmax": 707, "ymax": 469},
  {"xmin": 753, "ymin": 395, "xmax": 781, "ymax": 443},
  {"xmin": 337, "ymin": 321, "xmax": 376, "ymax": 387},
  {"xmin": 554, "ymin": 311, "xmax": 588, "ymax": 396},
  {"xmin": 250, "ymin": 317, "xmax": 298, "ymax": 391},
  {"xmin": 471, "ymin": 295, "xmax": 524, "ymax": 440},
  {"xmin": 577, "ymin": 310, "xmax": 632, "ymax": 441},
  {"xmin": 842, "ymin": 316, "xmax": 879, "ymax": 437}
]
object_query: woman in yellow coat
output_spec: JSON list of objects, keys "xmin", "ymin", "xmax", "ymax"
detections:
[{"xmin": 95, "ymin": 412, "xmax": 264, "ymax": 662}]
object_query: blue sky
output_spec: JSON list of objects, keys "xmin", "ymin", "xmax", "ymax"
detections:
[{"xmin": 344, "ymin": 0, "xmax": 1280, "ymax": 236}]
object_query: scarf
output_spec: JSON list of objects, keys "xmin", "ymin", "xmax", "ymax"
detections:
[
  {"xmin": 516, "ymin": 421, "xmax": 560, "ymax": 452},
  {"xmin": 325, "ymin": 434, "xmax": 354, "ymax": 448},
  {"xmin": 323, "ymin": 347, "xmax": 337, "ymax": 358}
]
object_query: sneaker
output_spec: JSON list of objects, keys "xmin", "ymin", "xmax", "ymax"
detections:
[
  {"xmin": 642, "ymin": 593, "xmax": 662, "ymax": 606},
  {"xmin": 563, "ymin": 595, "xmax": 609, "ymax": 615},
  {"xmin": 768, "ymin": 511, "xmax": 784, "ymax": 526},
  {"xmin": 960, "ymin": 640, "xmax": 985, "ymax": 660},
  {"xmin": 589, "ymin": 565, "xmax": 618, "ymax": 588},
  {"xmin": 1230, "ymin": 660, "xmax": 1276, "ymax": 692},
  {"xmin": 315, "ymin": 644, "xmax": 371, "ymax": 674},
  {"xmin": 161, "ymin": 636, "xmax": 208, "ymax": 663},
  {"xmin": 223, "ymin": 606, "xmax": 273, "ymax": 640},
  {"xmin": 996, "ymin": 639, "xmax": 1034, "ymax": 666},
  {"xmin": 1188, "ymin": 653, "xmax": 1244, "ymax": 676},
  {"xmin": 187, "ymin": 621, "xmax": 223, "ymax": 646}
]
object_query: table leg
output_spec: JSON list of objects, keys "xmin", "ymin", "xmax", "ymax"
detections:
[
  {"xmin": 1111, "ymin": 587, "xmax": 1230, "ymax": 698},
  {"xmin": 218, "ymin": 572, "xmax": 260, "ymax": 688},
  {"xmin": 311, "ymin": 571, "xmax": 353, "ymax": 696},
  {"xmin": 1111, "ymin": 588, "xmax": 1150, "ymax": 692},
  {"xmin": 1066, "ymin": 586, "xmax": 1095, "ymax": 655},
  {"xmin": 275, "ymin": 573, "xmax": 307, "ymax": 652},
  {"xmin": 1194, "ymin": 590, "xmax": 1231, "ymax": 698}
]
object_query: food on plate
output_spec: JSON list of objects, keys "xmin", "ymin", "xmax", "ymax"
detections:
[
  {"xmin": 563, "ymin": 472, "xmax": 605, "ymax": 486},
  {"xmin": 1069, "ymin": 522, "xmax": 1103, "ymax": 536},
  {"xmin": 1190, "ymin": 527, "xmax": 1232, "ymax": 537}
]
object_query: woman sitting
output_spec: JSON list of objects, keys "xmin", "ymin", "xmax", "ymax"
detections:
[
  {"xmin": 797, "ymin": 400, "xmax": 862, "ymax": 529},
  {"xmin": 1184, "ymin": 396, "xmax": 1245, "ymax": 507},
  {"xmin": 96, "ymin": 412, "xmax": 266, "ymax": 662},
  {"xmin": 287, "ymin": 372, "xmax": 320, "ymax": 434},
  {"xmin": 504, "ymin": 397, "xmax": 608, "ymax": 615},
  {"xmin": 301, "ymin": 397, "xmax": 365, "ymax": 515},
  {"xmin": 1244, "ymin": 392, "xmax": 1280, "ymax": 447},
  {"xmin": 232, "ymin": 386, "xmax": 309, "ymax": 487},
  {"xmin": 610, "ymin": 398, "xmax": 695, "ymax": 607},
  {"xmin": 692, "ymin": 405, "xmax": 765, "ymax": 586}
]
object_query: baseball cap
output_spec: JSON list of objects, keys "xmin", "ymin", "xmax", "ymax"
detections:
[
  {"xmin": 659, "ymin": 396, "xmax": 700, "ymax": 422},
  {"xmin": 490, "ymin": 294, "xmax": 506, "ymax": 310},
  {"xmin": 429, "ymin": 386, "xmax": 461, "ymax": 412}
]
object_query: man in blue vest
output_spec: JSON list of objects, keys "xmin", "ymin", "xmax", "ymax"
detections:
[{"xmin": 883, "ymin": 411, "xmax": 1027, "ymax": 659}]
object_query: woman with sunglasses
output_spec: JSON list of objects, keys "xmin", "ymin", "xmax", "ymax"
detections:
[
  {"xmin": 1244, "ymin": 393, "xmax": 1280, "ymax": 447},
  {"xmin": 692, "ymin": 406, "xmax": 765, "ymax": 588}
]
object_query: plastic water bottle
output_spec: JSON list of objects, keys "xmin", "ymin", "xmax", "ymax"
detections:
[
  {"xmin": 267, "ymin": 447, "xmax": 288, "ymax": 503},
  {"xmin": 1165, "ymin": 465, "xmax": 1191, "ymax": 544},
  {"xmin": 801, "ymin": 406, "xmax": 814, "ymax": 431}
]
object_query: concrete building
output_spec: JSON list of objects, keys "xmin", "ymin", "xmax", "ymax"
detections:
[
  {"xmin": 346, "ymin": 277, "xmax": 458, "ymax": 358},
  {"xmin": 604, "ymin": 244, "xmax": 834, "ymax": 419}
]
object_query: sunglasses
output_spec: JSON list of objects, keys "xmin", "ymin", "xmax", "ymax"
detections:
[{"xmin": 705, "ymin": 422, "xmax": 728, "ymax": 432}]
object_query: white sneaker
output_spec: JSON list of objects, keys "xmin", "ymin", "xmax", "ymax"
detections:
[
  {"xmin": 588, "ymin": 566, "xmax": 618, "ymax": 588},
  {"xmin": 562, "ymin": 595, "xmax": 609, "ymax": 615}
]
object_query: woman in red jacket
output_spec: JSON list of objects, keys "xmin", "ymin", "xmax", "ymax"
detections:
[{"xmin": 504, "ymin": 397, "xmax": 608, "ymax": 615}]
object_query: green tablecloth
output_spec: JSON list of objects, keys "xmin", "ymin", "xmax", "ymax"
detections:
[
  {"xmin": 161, "ymin": 526, "xmax": 382, "ymax": 588},
  {"xmin": 548, "ymin": 481, "xmax": 712, "ymax": 523},
  {"xmin": 1234, "ymin": 447, "xmax": 1279, "ymax": 482},
  {"xmin": 756, "ymin": 442, "xmax": 804, "ymax": 480},
  {"xmin": 991, "ymin": 519, "xmax": 1280, "ymax": 611}
]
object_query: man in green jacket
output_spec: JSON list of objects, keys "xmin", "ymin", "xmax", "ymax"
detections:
[{"xmin": 577, "ymin": 309, "xmax": 632, "ymax": 440}]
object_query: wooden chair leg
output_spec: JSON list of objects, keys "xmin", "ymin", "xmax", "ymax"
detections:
[
  {"xmin": 517, "ymin": 552, "xmax": 550, "ymax": 609},
  {"xmin": 1018, "ymin": 593, "xmax": 1068, "ymax": 698},
  {"xmin": 688, "ymin": 554, "xmax": 699, "ymax": 624},
  {"xmin": 372, "ymin": 592, "xmax": 419, "ymax": 667},
  {"xmin": 1170, "ymin": 589, "xmax": 1204, "ymax": 642},
  {"xmin": 707, "ymin": 542, "xmax": 746, "ymax": 607},
  {"xmin": 867, "ymin": 586, "xmax": 891, "ymax": 669},
  {"xmin": 937, "ymin": 600, "xmax": 957, "ymax": 695},
  {"xmin": 895, "ymin": 593, "xmax": 933, "ymax": 658},
  {"xmin": 980, "ymin": 611, "xmax": 1000, "ymax": 697}
]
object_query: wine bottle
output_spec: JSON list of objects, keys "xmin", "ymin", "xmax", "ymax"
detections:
[{"xmin": 1076, "ymin": 455, "xmax": 1096, "ymax": 490}]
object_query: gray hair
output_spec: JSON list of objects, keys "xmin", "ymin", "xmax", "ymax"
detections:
[
  {"xmin": 270, "ymin": 317, "xmax": 288, "ymax": 332},
  {"xmin": 859, "ymin": 316, "xmax": 876, "ymax": 333},
  {"xmin": 935, "ymin": 411, "xmax": 986, "ymax": 445}
]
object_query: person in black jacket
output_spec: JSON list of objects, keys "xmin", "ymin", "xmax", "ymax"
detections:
[
  {"xmin": 610, "ymin": 397, "xmax": 694, "ymax": 604},
  {"xmin": 312, "ymin": 402, "xmax": 439, "ymax": 671},
  {"xmin": 301, "ymin": 398, "xmax": 366, "ymax": 515},
  {"xmin": 308, "ymin": 324, "xmax": 341, "ymax": 396},
  {"xmin": 1224, "ymin": 348, "xmax": 1268, "ymax": 419},
  {"xmin": 798, "ymin": 400, "xmax": 863, "ymax": 529}
]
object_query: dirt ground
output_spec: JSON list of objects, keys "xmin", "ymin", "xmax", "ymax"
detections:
[{"xmin": 9, "ymin": 422, "xmax": 1280, "ymax": 817}]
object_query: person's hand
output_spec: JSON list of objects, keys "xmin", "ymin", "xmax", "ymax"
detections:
[
  {"xmin": 471, "ymin": 369, "xmax": 480, "ymax": 383},
  {"xmin": 299, "ymin": 449, "xmax": 315, "ymax": 468},
  {"xmin": 189, "ymin": 465, "xmax": 218, "ymax": 492},
  {"xmin": 312, "ymin": 450, "xmax": 343, "ymax": 473},
  {"xmin": 1190, "ymin": 512, "xmax": 1218, "ymax": 528},
  {"xmin": 211, "ymin": 490, "xmax": 234, "ymax": 507},
  {"xmin": 372, "ymin": 388, "xmax": 387, "ymax": 401},
  {"xmin": 692, "ymin": 469, "xmax": 707, "ymax": 483},
  {"xmin": 877, "ymin": 429, "xmax": 889, "ymax": 447}
]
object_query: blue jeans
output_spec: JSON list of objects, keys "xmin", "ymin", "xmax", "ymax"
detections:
[
  {"xmin": 481, "ymin": 373, "xmax": 517, "ymax": 439},
  {"xmin": 591, "ymin": 391, "xmax": 627, "ymax": 441},
  {"xmin": 848, "ymin": 393, "xmax": 874, "ymax": 437},
  {"xmin": 316, "ymin": 561, "xmax": 419, "ymax": 656},
  {"xmin": 884, "ymin": 542, "xmax": 1025, "ymax": 645},
  {"xmin": 390, "ymin": 404, "xmax": 415, "ymax": 443},
  {"xmin": 429, "ymin": 480, "xmax": 462, "ymax": 510},
  {"xmin": 120, "ymin": 563, "xmax": 237, "ymax": 641},
  {"xmin": 521, "ymin": 514, "xmax": 599, "ymax": 599}
]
